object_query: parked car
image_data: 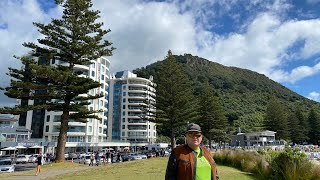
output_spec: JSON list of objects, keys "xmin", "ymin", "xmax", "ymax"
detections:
[
  {"xmin": 130, "ymin": 153, "xmax": 142, "ymax": 160},
  {"xmin": 0, "ymin": 159, "xmax": 15, "ymax": 173},
  {"xmin": 0, "ymin": 155, "xmax": 12, "ymax": 161},
  {"xmin": 164, "ymin": 151, "xmax": 170, "ymax": 157},
  {"xmin": 16, "ymin": 155, "xmax": 27, "ymax": 164},
  {"xmin": 79, "ymin": 155, "xmax": 93, "ymax": 164},
  {"xmin": 28, "ymin": 154, "xmax": 39, "ymax": 163},
  {"xmin": 120, "ymin": 153, "xmax": 131, "ymax": 162},
  {"xmin": 68, "ymin": 153, "xmax": 78, "ymax": 160},
  {"xmin": 145, "ymin": 152, "xmax": 156, "ymax": 158},
  {"xmin": 138, "ymin": 153, "xmax": 147, "ymax": 160}
]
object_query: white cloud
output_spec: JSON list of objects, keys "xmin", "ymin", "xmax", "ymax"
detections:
[
  {"xmin": 196, "ymin": 13, "xmax": 320, "ymax": 83},
  {"xmin": 306, "ymin": 0, "xmax": 320, "ymax": 4},
  {"xmin": 1, "ymin": 0, "xmax": 320, "ymax": 105},
  {"xmin": 307, "ymin": 91, "xmax": 320, "ymax": 101}
]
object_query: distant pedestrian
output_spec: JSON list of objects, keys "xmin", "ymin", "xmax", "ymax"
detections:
[
  {"xmin": 110, "ymin": 152, "xmax": 114, "ymax": 163},
  {"xmin": 35, "ymin": 152, "xmax": 44, "ymax": 176},
  {"xmin": 106, "ymin": 151, "xmax": 110, "ymax": 163},
  {"xmin": 89, "ymin": 153, "xmax": 94, "ymax": 166},
  {"xmin": 95, "ymin": 152, "xmax": 100, "ymax": 166}
]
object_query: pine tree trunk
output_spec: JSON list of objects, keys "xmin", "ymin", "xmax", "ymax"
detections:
[
  {"xmin": 171, "ymin": 129, "xmax": 176, "ymax": 149},
  {"xmin": 209, "ymin": 134, "xmax": 212, "ymax": 150},
  {"xmin": 55, "ymin": 109, "xmax": 70, "ymax": 162}
]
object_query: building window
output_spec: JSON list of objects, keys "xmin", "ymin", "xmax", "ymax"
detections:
[
  {"xmin": 122, "ymin": 111, "xmax": 125, "ymax": 116},
  {"xmin": 122, "ymin": 118, "xmax": 125, "ymax": 122},
  {"xmin": 122, "ymin": 125, "xmax": 125, "ymax": 129},
  {"xmin": 122, "ymin": 132, "xmax": 125, "ymax": 136},
  {"xmin": 122, "ymin": 105, "xmax": 126, "ymax": 109},
  {"xmin": 123, "ymin": 98, "xmax": 126, "ymax": 103},
  {"xmin": 149, "ymin": 125, "xmax": 150, "ymax": 129},
  {"xmin": 88, "ymin": 136, "xmax": 91, "ymax": 142},
  {"xmin": 45, "ymin": 126, "xmax": 49, "ymax": 132},
  {"xmin": 46, "ymin": 115, "xmax": 50, "ymax": 122},
  {"xmin": 91, "ymin": 71, "xmax": 95, "ymax": 77},
  {"xmin": 89, "ymin": 126, "xmax": 92, "ymax": 132},
  {"xmin": 123, "ymin": 92, "xmax": 126, "ymax": 96},
  {"xmin": 91, "ymin": 63, "xmax": 95, "ymax": 68},
  {"xmin": 101, "ymin": 74, "xmax": 104, "ymax": 80},
  {"xmin": 123, "ymin": 85, "xmax": 126, "ymax": 89},
  {"xmin": 99, "ymin": 127, "xmax": 102, "ymax": 133}
]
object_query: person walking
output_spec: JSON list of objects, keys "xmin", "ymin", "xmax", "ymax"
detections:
[
  {"xmin": 89, "ymin": 153, "xmax": 95, "ymax": 166},
  {"xmin": 165, "ymin": 123, "xmax": 219, "ymax": 180},
  {"xmin": 35, "ymin": 152, "xmax": 44, "ymax": 176}
]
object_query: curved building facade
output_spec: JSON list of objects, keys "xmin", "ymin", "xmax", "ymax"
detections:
[{"xmin": 107, "ymin": 71, "xmax": 156, "ymax": 143}]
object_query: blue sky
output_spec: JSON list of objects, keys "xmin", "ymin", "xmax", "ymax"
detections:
[{"xmin": 0, "ymin": 0, "xmax": 320, "ymax": 106}]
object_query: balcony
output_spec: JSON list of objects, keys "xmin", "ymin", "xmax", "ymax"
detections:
[{"xmin": 74, "ymin": 64, "xmax": 89, "ymax": 71}]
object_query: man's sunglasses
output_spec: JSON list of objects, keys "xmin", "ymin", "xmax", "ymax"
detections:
[{"xmin": 187, "ymin": 132, "xmax": 201, "ymax": 138}]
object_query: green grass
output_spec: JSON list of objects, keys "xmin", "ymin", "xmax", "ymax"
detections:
[{"xmin": 0, "ymin": 158, "xmax": 256, "ymax": 180}]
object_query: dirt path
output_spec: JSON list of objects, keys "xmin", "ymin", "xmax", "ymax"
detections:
[{"xmin": 2, "ymin": 165, "xmax": 94, "ymax": 180}]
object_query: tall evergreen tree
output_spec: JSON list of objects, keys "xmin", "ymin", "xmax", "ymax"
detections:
[
  {"xmin": 264, "ymin": 98, "xmax": 289, "ymax": 140},
  {"xmin": 0, "ymin": 0, "xmax": 114, "ymax": 162},
  {"xmin": 155, "ymin": 50, "xmax": 197, "ymax": 148},
  {"xmin": 295, "ymin": 106, "xmax": 309, "ymax": 143},
  {"xmin": 308, "ymin": 109, "xmax": 320, "ymax": 145},
  {"xmin": 288, "ymin": 112, "xmax": 302, "ymax": 144},
  {"xmin": 198, "ymin": 82, "xmax": 227, "ymax": 148}
]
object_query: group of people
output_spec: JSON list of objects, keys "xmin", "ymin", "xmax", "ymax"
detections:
[{"xmin": 88, "ymin": 150, "xmax": 121, "ymax": 166}]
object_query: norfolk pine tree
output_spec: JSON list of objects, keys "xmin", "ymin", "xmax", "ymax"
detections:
[
  {"xmin": 155, "ymin": 51, "xmax": 197, "ymax": 148},
  {"xmin": 0, "ymin": 0, "xmax": 114, "ymax": 162},
  {"xmin": 308, "ymin": 109, "xmax": 320, "ymax": 145},
  {"xmin": 198, "ymin": 82, "xmax": 227, "ymax": 148},
  {"xmin": 264, "ymin": 98, "xmax": 289, "ymax": 140}
]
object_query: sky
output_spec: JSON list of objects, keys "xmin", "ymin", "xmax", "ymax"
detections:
[{"xmin": 1, "ymin": 0, "xmax": 320, "ymax": 106}]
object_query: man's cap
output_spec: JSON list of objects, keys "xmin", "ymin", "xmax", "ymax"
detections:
[{"xmin": 186, "ymin": 123, "xmax": 201, "ymax": 133}]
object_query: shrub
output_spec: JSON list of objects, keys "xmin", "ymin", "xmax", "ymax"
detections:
[{"xmin": 213, "ymin": 147, "xmax": 320, "ymax": 180}]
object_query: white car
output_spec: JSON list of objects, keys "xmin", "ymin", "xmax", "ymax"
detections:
[
  {"xmin": 130, "ymin": 153, "xmax": 142, "ymax": 160},
  {"xmin": 138, "ymin": 153, "xmax": 147, "ymax": 160},
  {"xmin": 0, "ymin": 160, "xmax": 15, "ymax": 173},
  {"xmin": 16, "ymin": 155, "xmax": 28, "ymax": 164},
  {"xmin": 28, "ymin": 154, "xmax": 39, "ymax": 163},
  {"xmin": 79, "ymin": 155, "xmax": 94, "ymax": 164}
]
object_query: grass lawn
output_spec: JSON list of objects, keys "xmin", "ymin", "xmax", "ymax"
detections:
[
  {"xmin": 48, "ymin": 158, "xmax": 256, "ymax": 180},
  {"xmin": 0, "ymin": 158, "xmax": 256, "ymax": 180}
]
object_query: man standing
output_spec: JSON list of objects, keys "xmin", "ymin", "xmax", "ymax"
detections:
[{"xmin": 165, "ymin": 123, "xmax": 219, "ymax": 180}]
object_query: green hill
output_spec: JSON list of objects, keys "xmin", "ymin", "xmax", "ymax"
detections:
[{"xmin": 133, "ymin": 54, "xmax": 320, "ymax": 133}]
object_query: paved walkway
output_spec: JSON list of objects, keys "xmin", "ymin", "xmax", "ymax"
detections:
[{"xmin": 2, "ymin": 165, "xmax": 94, "ymax": 180}]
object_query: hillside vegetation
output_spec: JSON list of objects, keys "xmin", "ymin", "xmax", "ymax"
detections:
[{"xmin": 134, "ymin": 54, "xmax": 320, "ymax": 134}]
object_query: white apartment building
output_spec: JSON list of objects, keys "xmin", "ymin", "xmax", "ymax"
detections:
[
  {"xmin": 17, "ymin": 56, "xmax": 111, "ymax": 152},
  {"xmin": 107, "ymin": 71, "xmax": 157, "ymax": 144}
]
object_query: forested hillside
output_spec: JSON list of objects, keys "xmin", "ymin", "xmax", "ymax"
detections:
[{"xmin": 134, "ymin": 54, "xmax": 320, "ymax": 134}]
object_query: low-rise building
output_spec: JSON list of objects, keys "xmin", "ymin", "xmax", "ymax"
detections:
[{"xmin": 231, "ymin": 130, "xmax": 285, "ymax": 147}]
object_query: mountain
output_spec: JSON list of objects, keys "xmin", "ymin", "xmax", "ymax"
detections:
[{"xmin": 133, "ymin": 54, "xmax": 320, "ymax": 133}]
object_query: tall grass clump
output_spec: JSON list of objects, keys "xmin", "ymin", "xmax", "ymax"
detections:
[
  {"xmin": 213, "ymin": 147, "xmax": 320, "ymax": 180},
  {"xmin": 269, "ymin": 146, "xmax": 320, "ymax": 180},
  {"xmin": 213, "ymin": 149, "xmax": 269, "ymax": 178}
]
